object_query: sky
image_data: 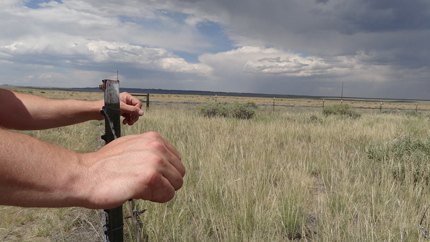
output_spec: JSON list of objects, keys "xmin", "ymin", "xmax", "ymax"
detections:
[{"xmin": 0, "ymin": 0, "xmax": 429, "ymax": 99}]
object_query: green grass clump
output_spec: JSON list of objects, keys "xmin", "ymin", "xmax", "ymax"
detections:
[
  {"xmin": 200, "ymin": 102, "xmax": 256, "ymax": 119},
  {"xmin": 402, "ymin": 110, "xmax": 421, "ymax": 117},
  {"xmin": 323, "ymin": 104, "xmax": 361, "ymax": 118},
  {"xmin": 366, "ymin": 136, "xmax": 430, "ymax": 184}
]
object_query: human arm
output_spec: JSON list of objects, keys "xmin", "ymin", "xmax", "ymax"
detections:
[
  {"xmin": 0, "ymin": 130, "xmax": 184, "ymax": 208},
  {"xmin": 0, "ymin": 89, "xmax": 143, "ymax": 130}
]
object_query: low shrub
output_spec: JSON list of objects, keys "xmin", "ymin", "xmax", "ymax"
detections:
[
  {"xmin": 228, "ymin": 102, "xmax": 256, "ymax": 119},
  {"xmin": 199, "ymin": 103, "xmax": 228, "ymax": 117},
  {"xmin": 199, "ymin": 102, "xmax": 256, "ymax": 119},
  {"xmin": 366, "ymin": 136, "xmax": 430, "ymax": 184},
  {"xmin": 323, "ymin": 104, "xmax": 361, "ymax": 118}
]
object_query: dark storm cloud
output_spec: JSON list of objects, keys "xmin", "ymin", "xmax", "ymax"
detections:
[{"xmin": 183, "ymin": 0, "xmax": 430, "ymax": 66}]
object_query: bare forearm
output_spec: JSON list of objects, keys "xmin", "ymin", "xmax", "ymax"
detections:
[
  {"xmin": 0, "ymin": 129, "xmax": 87, "ymax": 207},
  {"xmin": 0, "ymin": 89, "xmax": 104, "ymax": 130},
  {"xmin": 0, "ymin": 130, "xmax": 185, "ymax": 209}
]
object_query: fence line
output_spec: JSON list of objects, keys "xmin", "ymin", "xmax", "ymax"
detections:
[{"xmin": 143, "ymin": 100, "xmax": 430, "ymax": 112}]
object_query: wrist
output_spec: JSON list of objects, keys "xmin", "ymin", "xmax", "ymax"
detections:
[
  {"xmin": 89, "ymin": 100, "xmax": 105, "ymax": 121},
  {"xmin": 63, "ymin": 153, "xmax": 98, "ymax": 208},
  {"xmin": 72, "ymin": 152, "xmax": 109, "ymax": 209}
]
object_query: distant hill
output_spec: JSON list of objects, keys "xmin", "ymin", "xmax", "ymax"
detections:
[{"xmin": 1, "ymin": 85, "xmax": 427, "ymax": 103}]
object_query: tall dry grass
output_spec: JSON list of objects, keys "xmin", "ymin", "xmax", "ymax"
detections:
[
  {"xmin": 121, "ymin": 105, "xmax": 430, "ymax": 241},
  {"xmin": 1, "ymin": 102, "xmax": 430, "ymax": 241}
]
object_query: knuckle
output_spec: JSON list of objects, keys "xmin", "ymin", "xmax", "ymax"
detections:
[
  {"xmin": 146, "ymin": 169, "xmax": 163, "ymax": 184},
  {"xmin": 142, "ymin": 152, "xmax": 165, "ymax": 168},
  {"xmin": 144, "ymin": 131, "xmax": 161, "ymax": 139},
  {"xmin": 146, "ymin": 140, "xmax": 165, "ymax": 152}
]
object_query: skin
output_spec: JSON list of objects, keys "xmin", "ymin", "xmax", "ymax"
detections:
[{"xmin": 0, "ymin": 89, "xmax": 185, "ymax": 209}]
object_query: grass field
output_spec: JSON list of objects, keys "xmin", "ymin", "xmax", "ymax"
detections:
[{"xmin": 1, "ymin": 87, "xmax": 430, "ymax": 241}]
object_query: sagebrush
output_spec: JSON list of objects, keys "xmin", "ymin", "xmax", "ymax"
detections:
[{"xmin": 199, "ymin": 102, "xmax": 256, "ymax": 119}]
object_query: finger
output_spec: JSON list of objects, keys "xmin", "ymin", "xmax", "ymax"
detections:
[
  {"xmin": 122, "ymin": 114, "xmax": 139, "ymax": 125},
  {"xmin": 159, "ymin": 159, "xmax": 184, "ymax": 191},
  {"xmin": 161, "ymin": 138, "xmax": 182, "ymax": 162},
  {"xmin": 120, "ymin": 92, "xmax": 143, "ymax": 109},
  {"xmin": 143, "ymin": 174, "xmax": 176, "ymax": 203},
  {"xmin": 128, "ymin": 114, "xmax": 140, "ymax": 125},
  {"xmin": 158, "ymin": 141, "xmax": 185, "ymax": 178},
  {"xmin": 134, "ymin": 155, "xmax": 181, "ymax": 201},
  {"xmin": 139, "ymin": 132, "xmax": 185, "ymax": 177},
  {"xmin": 153, "ymin": 133, "xmax": 183, "ymax": 173},
  {"xmin": 120, "ymin": 102, "xmax": 144, "ymax": 117}
]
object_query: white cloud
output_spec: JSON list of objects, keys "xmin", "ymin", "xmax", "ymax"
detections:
[
  {"xmin": 1, "ymin": 37, "xmax": 212, "ymax": 75},
  {"xmin": 201, "ymin": 46, "xmax": 355, "ymax": 77}
]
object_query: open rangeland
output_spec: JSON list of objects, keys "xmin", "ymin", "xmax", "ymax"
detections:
[{"xmin": 1, "ymin": 87, "xmax": 430, "ymax": 241}]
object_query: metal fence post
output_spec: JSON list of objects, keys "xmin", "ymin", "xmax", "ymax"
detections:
[{"xmin": 100, "ymin": 79, "xmax": 123, "ymax": 242}]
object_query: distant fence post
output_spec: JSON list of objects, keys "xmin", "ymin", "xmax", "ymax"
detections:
[
  {"xmin": 273, "ymin": 97, "xmax": 275, "ymax": 112},
  {"xmin": 132, "ymin": 93, "xmax": 150, "ymax": 109},
  {"xmin": 99, "ymin": 79, "xmax": 123, "ymax": 242}
]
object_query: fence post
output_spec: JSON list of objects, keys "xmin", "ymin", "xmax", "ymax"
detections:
[
  {"xmin": 146, "ymin": 93, "xmax": 150, "ymax": 109},
  {"xmin": 273, "ymin": 97, "xmax": 275, "ymax": 112},
  {"xmin": 100, "ymin": 79, "xmax": 123, "ymax": 242}
]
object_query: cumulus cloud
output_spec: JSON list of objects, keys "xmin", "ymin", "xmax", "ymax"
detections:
[
  {"xmin": 0, "ymin": 36, "xmax": 212, "ymax": 74},
  {"xmin": 201, "ymin": 46, "xmax": 356, "ymax": 77},
  {"xmin": 0, "ymin": 0, "xmax": 213, "ymax": 88}
]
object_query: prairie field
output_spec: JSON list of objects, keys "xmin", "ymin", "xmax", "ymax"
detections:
[{"xmin": 1, "ymin": 88, "xmax": 430, "ymax": 241}]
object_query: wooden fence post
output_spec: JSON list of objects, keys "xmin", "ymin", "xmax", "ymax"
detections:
[
  {"xmin": 100, "ymin": 79, "xmax": 123, "ymax": 242},
  {"xmin": 146, "ymin": 93, "xmax": 150, "ymax": 109}
]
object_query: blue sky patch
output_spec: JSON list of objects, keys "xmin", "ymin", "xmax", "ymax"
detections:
[
  {"xmin": 197, "ymin": 21, "xmax": 234, "ymax": 54},
  {"xmin": 24, "ymin": 0, "xmax": 63, "ymax": 9}
]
